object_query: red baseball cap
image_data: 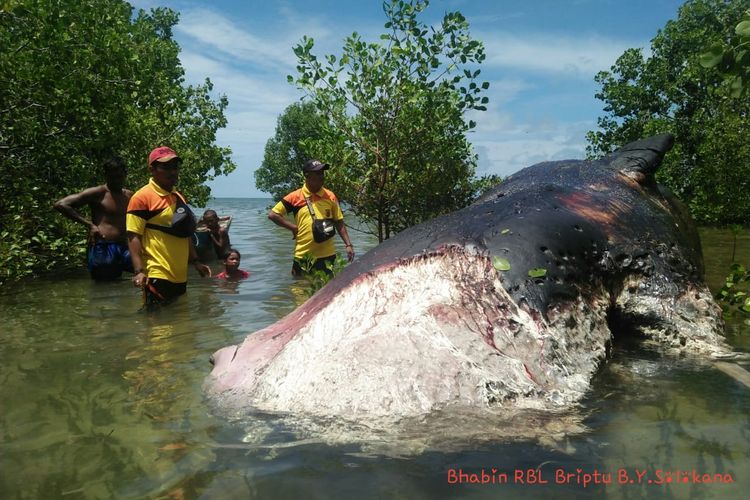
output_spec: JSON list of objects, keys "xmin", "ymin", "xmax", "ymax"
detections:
[{"xmin": 148, "ymin": 146, "xmax": 180, "ymax": 165}]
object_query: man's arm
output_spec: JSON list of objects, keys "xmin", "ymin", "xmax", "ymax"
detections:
[
  {"xmin": 220, "ymin": 227, "xmax": 230, "ymax": 248},
  {"xmin": 335, "ymin": 220, "xmax": 355, "ymax": 262},
  {"xmin": 128, "ymin": 232, "xmax": 146, "ymax": 288},
  {"xmin": 268, "ymin": 210, "xmax": 298, "ymax": 239},
  {"xmin": 53, "ymin": 187, "xmax": 105, "ymax": 242},
  {"xmin": 209, "ymin": 227, "xmax": 230, "ymax": 249},
  {"xmin": 189, "ymin": 242, "xmax": 212, "ymax": 277}
]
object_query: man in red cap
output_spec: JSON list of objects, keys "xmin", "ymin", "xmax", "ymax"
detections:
[
  {"xmin": 268, "ymin": 158, "xmax": 354, "ymax": 276},
  {"xmin": 126, "ymin": 146, "xmax": 211, "ymax": 309}
]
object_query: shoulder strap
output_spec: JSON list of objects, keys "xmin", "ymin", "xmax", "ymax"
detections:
[
  {"xmin": 304, "ymin": 196, "xmax": 317, "ymax": 220},
  {"xmin": 173, "ymin": 190, "xmax": 188, "ymax": 204}
]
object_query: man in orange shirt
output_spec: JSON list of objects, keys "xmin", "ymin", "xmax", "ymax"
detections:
[
  {"xmin": 126, "ymin": 146, "xmax": 211, "ymax": 309},
  {"xmin": 268, "ymin": 159, "xmax": 354, "ymax": 276}
]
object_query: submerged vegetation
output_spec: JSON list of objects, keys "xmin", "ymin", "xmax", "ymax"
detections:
[
  {"xmin": 296, "ymin": 253, "xmax": 348, "ymax": 297},
  {"xmin": 718, "ymin": 263, "xmax": 750, "ymax": 314},
  {"xmin": 717, "ymin": 226, "xmax": 750, "ymax": 315}
]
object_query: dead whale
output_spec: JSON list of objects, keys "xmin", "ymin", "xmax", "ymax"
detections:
[{"xmin": 205, "ymin": 134, "xmax": 730, "ymax": 423}]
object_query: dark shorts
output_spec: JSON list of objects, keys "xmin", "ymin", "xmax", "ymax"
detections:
[
  {"xmin": 87, "ymin": 241, "xmax": 133, "ymax": 280},
  {"xmin": 143, "ymin": 278, "xmax": 186, "ymax": 310},
  {"xmin": 292, "ymin": 254, "xmax": 336, "ymax": 277}
]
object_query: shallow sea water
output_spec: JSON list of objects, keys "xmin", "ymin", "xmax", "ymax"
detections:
[{"xmin": 0, "ymin": 199, "xmax": 748, "ymax": 499}]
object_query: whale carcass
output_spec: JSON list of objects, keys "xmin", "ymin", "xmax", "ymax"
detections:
[{"xmin": 205, "ymin": 134, "xmax": 728, "ymax": 422}]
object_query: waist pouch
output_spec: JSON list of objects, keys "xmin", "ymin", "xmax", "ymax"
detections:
[
  {"xmin": 312, "ymin": 218, "xmax": 336, "ymax": 243},
  {"xmin": 171, "ymin": 198, "xmax": 197, "ymax": 237},
  {"xmin": 146, "ymin": 195, "xmax": 196, "ymax": 238},
  {"xmin": 305, "ymin": 196, "xmax": 336, "ymax": 243}
]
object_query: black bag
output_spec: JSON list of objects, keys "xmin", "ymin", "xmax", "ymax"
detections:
[
  {"xmin": 145, "ymin": 194, "xmax": 197, "ymax": 238},
  {"xmin": 312, "ymin": 218, "xmax": 336, "ymax": 243},
  {"xmin": 305, "ymin": 197, "xmax": 336, "ymax": 243},
  {"xmin": 170, "ymin": 196, "xmax": 197, "ymax": 237}
]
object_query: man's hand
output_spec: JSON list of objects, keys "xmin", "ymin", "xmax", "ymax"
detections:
[
  {"xmin": 132, "ymin": 271, "xmax": 146, "ymax": 288},
  {"xmin": 345, "ymin": 244, "xmax": 355, "ymax": 262},
  {"xmin": 268, "ymin": 210, "xmax": 298, "ymax": 239},
  {"xmin": 194, "ymin": 262, "xmax": 212, "ymax": 277},
  {"xmin": 88, "ymin": 224, "xmax": 103, "ymax": 245}
]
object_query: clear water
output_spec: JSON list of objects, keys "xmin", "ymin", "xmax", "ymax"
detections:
[{"xmin": 0, "ymin": 199, "xmax": 748, "ymax": 499}]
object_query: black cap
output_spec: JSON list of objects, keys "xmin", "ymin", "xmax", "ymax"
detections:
[{"xmin": 302, "ymin": 159, "xmax": 330, "ymax": 173}]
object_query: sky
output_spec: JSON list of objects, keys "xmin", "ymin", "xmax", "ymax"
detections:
[{"xmin": 130, "ymin": 0, "xmax": 687, "ymax": 198}]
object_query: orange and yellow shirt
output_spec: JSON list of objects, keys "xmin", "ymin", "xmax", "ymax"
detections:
[
  {"xmin": 272, "ymin": 185, "xmax": 344, "ymax": 260},
  {"xmin": 126, "ymin": 179, "xmax": 192, "ymax": 283}
]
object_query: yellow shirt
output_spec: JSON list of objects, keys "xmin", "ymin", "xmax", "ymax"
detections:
[
  {"xmin": 126, "ymin": 179, "xmax": 191, "ymax": 283},
  {"xmin": 272, "ymin": 185, "xmax": 344, "ymax": 260}
]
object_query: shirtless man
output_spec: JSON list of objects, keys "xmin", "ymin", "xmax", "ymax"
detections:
[
  {"xmin": 54, "ymin": 156, "xmax": 134, "ymax": 280},
  {"xmin": 201, "ymin": 209, "xmax": 230, "ymax": 259}
]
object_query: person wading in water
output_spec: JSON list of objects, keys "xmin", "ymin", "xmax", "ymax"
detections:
[{"xmin": 54, "ymin": 156, "xmax": 134, "ymax": 281}]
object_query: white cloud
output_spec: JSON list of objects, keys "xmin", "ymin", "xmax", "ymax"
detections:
[
  {"xmin": 169, "ymin": 5, "xmax": 623, "ymax": 197},
  {"xmin": 178, "ymin": 51, "xmax": 227, "ymax": 80},
  {"xmin": 177, "ymin": 9, "xmax": 300, "ymax": 70},
  {"xmin": 179, "ymin": 49, "xmax": 302, "ymax": 123},
  {"xmin": 176, "ymin": 50, "xmax": 305, "ymax": 197},
  {"xmin": 127, "ymin": 0, "xmax": 159, "ymax": 10},
  {"xmin": 483, "ymin": 77, "xmax": 527, "ymax": 104},
  {"xmin": 479, "ymin": 31, "xmax": 642, "ymax": 77},
  {"xmin": 473, "ymin": 119, "xmax": 594, "ymax": 178}
]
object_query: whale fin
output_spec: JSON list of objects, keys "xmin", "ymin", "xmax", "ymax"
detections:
[{"xmin": 610, "ymin": 133, "xmax": 675, "ymax": 182}]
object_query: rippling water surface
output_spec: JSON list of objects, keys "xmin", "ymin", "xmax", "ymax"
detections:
[{"xmin": 1, "ymin": 199, "xmax": 748, "ymax": 499}]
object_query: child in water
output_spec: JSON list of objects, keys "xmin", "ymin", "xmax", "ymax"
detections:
[{"xmin": 216, "ymin": 248, "xmax": 250, "ymax": 280}]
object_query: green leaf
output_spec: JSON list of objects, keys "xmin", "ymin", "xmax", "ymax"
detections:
[
  {"xmin": 698, "ymin": 43, "xmax": 724, "ymax": 68},
  {"xmin": 736, "ymin": 20, "xmax": 750, "ymax": 37},
  {"xmin": 528, "ymin": 268, "xmax": 547, "ymax": 278},
  {"xmin": 492, "ymin": 256, "xmax": 511, "ymax": 271},
  {"xmin": 729, "ymin": 75, "xmax": 744, "ymax": 98},
  {"xmin": 263, "ymin": 0, "xmax": 492, "ymax": 247},
  {"xmin": 501, "ymin": 229, "xmax": 510, "ymax": 234}
]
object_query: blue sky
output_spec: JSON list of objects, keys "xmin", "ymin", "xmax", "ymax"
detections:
[{"xmin": 131, "ymin": 0, "xmax": 687, "ymax": 198}]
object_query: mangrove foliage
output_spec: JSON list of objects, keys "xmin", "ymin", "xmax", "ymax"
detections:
[
  {"xmin": 283, "ymin": 0, "xmax": 499, "ymax": 242},
  {"xmin": 587, "ymin": 0, "xmax": 750, "ymax": 226},
  {"xmin": 0, "ymin": 0, "xmax": 235, "ymax": 283}
]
